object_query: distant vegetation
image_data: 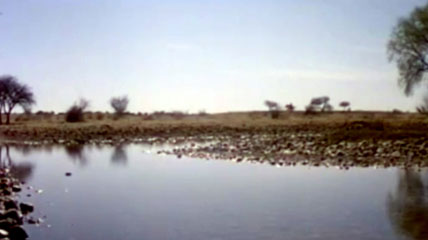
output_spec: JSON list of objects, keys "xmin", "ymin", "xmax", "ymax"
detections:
[
  {"xmin": 110, "ymin": 95, "xmax": 129, "ymax": 119},
  {"xmin": 417, "ymin": 95, "xmax": 428, "ymax": 115},
  {"xmin": 285, "ymin": 103, "xmax": 295, "ymax": 112},
  {"xmin": 264, "ymin": 100, "xmax": 280, "ymax": 119},
  {"xmin": 0, "ymin": 75, "xmax": 35, "ymax": 125},
  {"xmin": 65, "ymin": 98, "xmax": 89, "ymax": 123},
  {"xmin": 339, "ymin": 101, "xmax": 351, "ymax": 111},
  {"xmin": 305, "ymin": 96, "xmax": 333, "ymax": 114}
]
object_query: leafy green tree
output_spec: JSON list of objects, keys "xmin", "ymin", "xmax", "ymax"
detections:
[{"xmin": 388, "ymin": 4, "xmax": 428, "ymax": 95}]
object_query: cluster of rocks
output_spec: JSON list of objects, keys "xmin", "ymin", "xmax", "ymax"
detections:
[
  {"xmin": 0, "ymin": 168, "xmax": 35, "ymax": 240},
  {"xmin": 157, "ymin": 133, "xmax": 428, "ymax": 168}
]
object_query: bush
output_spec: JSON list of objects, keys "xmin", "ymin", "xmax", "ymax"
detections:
[
  {"xmin": 417, "ymin": 95, "xmax": 428, "ymax": 115},
  {"xmin": 110, "ymin": 96, "xmax": 129, "ymax": 118},
  {"xmin": 305, "ymin": 105, "xmax": 317, "ymax": 115},
  {"xmin": 285, "ymin": 103, "xmax": 295, "ymax": 112},
  {"xmin": 270, "ymin": 110, "xmax": 280, "ymax": 119},
  {"xmin": 264, "ymin": 100, "xmax": 281, "ymax": 119},
  {"xmin": 198, "ymin": 109, "xmax": 208, "ymax": 116},
  {"xmin": 65, "ymin": 99, "xmax": 89, "ymax": 123},
  {"xmin": 95, "ymin": 111, "xmax": 104, "ymax": 120},
  {"xmin": 392, "ymin": 109, "xmax": 403, "ymax": 114}
]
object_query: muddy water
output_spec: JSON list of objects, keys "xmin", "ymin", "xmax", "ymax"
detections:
[{"xmin": 3, "ymin": 144, "xmax": 428, "ymax": 240}]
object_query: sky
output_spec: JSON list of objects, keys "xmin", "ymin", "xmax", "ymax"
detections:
[{"xmin": 1, "ymin": 0, "xmax": 428, "ymax": 113}]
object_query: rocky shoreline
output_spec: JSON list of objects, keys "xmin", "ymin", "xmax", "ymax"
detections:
[
  {"xmin": 1, "ymin": 120, "xmax": 428, "ymax": 168},
  {"xmin": 0, "ymin": 168, "xmax": 36, "ymax": 240}
]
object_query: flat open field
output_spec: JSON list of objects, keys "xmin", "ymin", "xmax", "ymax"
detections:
[{"xmin": 1, "ymin": 111, "xmax": 427, "ymax": 142}]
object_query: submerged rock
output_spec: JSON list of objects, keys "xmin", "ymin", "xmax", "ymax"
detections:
[
  {"xmin": 8, "ymin": 226, "xmax": 28, "ymax": 239},
  {"xmin": 19, "ymin": 203, "xmax": 34, "ymax": 215}
]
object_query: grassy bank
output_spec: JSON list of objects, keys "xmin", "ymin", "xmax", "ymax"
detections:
[
  {"xmin": 0, "ymin": 111, "xmax": 427, "ymax": 143},
  {"xmin": 1, "ymin": 111, "xmax": 428, "ymax": 168}
]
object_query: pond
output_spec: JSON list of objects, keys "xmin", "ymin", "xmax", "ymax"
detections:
[{"xmin": 2, "ymin": 144, "xmax": 428, "ymax": 240}]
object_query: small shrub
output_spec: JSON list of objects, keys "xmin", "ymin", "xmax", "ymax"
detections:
[
  {"xmin": 110, "ymin": 96, "xmax": 129, "ymax": 118},
  {"xmin": 305, "ymin": 105, "xmax": 317, "ymax": 115},
  {"xmin": 95, "ymin": 112, "xmax": 104, "ymax": 120},
  {"xmin": 198, "ymin": 109, "xmax": 208, "ymax": 116},
  {"xmin": 264, "ymin": 100, "xmax": 281, "ymax": 119},
  {"xmin": 270, "ymin": 110, "xmax": 280, "ymax": 119},
  {"xmin": 171, "ymin": 111, "xmax": 186, "ymax": 120},
  {"xmin": 392, "ymin": 109, "xmax": 403, "ymax": 114},
  {"xmin": 417, "ymin": 95, "xmax": 428, "ymax": 115},
  {"xmin": 285, "ymin": 103, "xmax": 295, "ymax": 112},
  {"xmin": 65, "ymin": 99, "xmax": 89, "ymax": 123}
]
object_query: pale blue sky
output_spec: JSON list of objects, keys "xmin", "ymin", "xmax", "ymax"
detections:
[{"xmin": 1, "ymin": 0, "xmax": 427, "ymax": 113}]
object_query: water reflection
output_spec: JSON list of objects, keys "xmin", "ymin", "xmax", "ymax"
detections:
[
  {"xmin": 388, "ymin": 169, "xmax": 428, "ymax": 240},
  {"xmin": 0, "ymin": 144, "xmax": 34, "ymax": 182},
  {"xmin": 111, "ymin": 144, "xmax": 128, "ymax": 165},
  {"xmin": 64, "ymin": 144, "xmax": 87, "ymax": 166}
]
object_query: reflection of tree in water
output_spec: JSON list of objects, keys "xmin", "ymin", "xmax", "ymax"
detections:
[
  {"xmin": 11, "ymin": 144, "xmax": 54, "ymax": 156},
  {"xmin": 111, "ymin": 145, "xmax": 127, "ymax": 165},
  {"xmin": 64, "ymin": 144, "xmax": 87, "ymax": 166},
  {"xmin": 0, "ymin": 145, "xmax": 34, "ymax": 182},
  {"xmin": 388, "ymin": 169, "xmax": 428, "ymax": 240}
]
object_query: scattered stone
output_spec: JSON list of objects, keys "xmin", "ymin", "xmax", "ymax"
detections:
[
  {"xmin": 8, "ymin": 226, "xmax": 28, "ymax": 239},
  {"xmin": 3, "ymin": 210, "xmax": 23, "ymax": 225},
  {"xmin": 3, "ymin": 200, "xmax": 18, "ymax": 211},
  {"xmin": 391, "ymin": 151, "xmax": 401, "ymax": 158},
  {"xmin": 19, "ymin": 203, "xmax": 34, "ymax": 215},
  {"xmin": 0, "ymin": 229, "xmax": 8, "ymax": 237}
]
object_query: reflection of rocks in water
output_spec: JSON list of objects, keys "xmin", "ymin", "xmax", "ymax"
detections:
[
  {"xmin": 0, "ymin": 145, "xmax": 35, "ymax": 238},
  {"xmin": 10, "ymin": 163, "xmax": 34, "ymax": 183},
  {"xmin": 388, "ymin": 169, "xmax": 428, "ymax": 240},
  {"xmin": 0, "ymin": 145, "xmax": 35, "ymax": 183},
  {"xmin": 64, "ymin": 145, "xmax": 87, "ymax": 166},
  {"xmin": 111, "ymin": 145, "xmax": 127, "ymax": 165}
]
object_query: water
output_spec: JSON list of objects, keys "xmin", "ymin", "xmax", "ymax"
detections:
[{"xmin": 2, "ymin": 144, "xmax": 428, "ymax": 240}]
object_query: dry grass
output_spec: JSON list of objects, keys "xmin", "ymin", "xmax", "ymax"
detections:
[{"xmin": 2, "ymin": 111, "xmax": 427, "ymax": 144}]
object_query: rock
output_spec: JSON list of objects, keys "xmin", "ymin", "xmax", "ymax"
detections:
[
  {"xmin": 19, "ymin": 203, "xmax": 34, "ymax": 215},
  {"xmin": 0, "ymin": 229, "xmax": 8, "ymax": 237},
  {"xmin": 27, "ymin": 218, "xmax": 37, "ymax": 225},
  {"xmin": 65, "ymin": 172, "xmax": 72, "ymax": 177},
  {"xmin": 11, "ymin": 185, "xmax": 21, "ymax": 193},
  {"xmin": 2, "ymin": 210, "xmax": 22, "ymax": 225},
  {"xmin": 391, "ymin": 151, "xmax": 401, "ymax": 158},
  {"xmin": 0, "ymin": 219, "xmax": 16, "ymax": 230},
  {"xmin": 8, "ymin": 226, "xmax": 28, "ymax": 239},
  {"xmin": 3, "ymin": 201, "xmax": 18, "ymax": 211}
]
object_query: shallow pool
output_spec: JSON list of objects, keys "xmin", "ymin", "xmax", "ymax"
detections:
[{"xmin": 2, "ymin": 144, "xmax": 428, "ymax": 240}]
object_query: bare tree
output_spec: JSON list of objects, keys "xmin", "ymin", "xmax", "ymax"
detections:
[
  {"xmin": 0, "ymin": 75, "xmax": 35, "ymax": 124},
  {"xmin": 110, "ymin": 95, "xmax": 129, "ymax": 117},
  {"xmin": 339, "ymin": 101, "xmax": 351, "ymax": 111}
]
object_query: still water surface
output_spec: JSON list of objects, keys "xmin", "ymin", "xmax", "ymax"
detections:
[{"xmin": 3, "ymin": 144, "xmax": 428, "ymax": 240}]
